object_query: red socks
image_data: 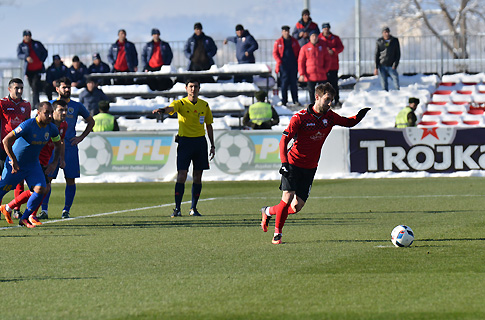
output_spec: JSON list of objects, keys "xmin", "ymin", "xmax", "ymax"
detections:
[{"xmin": 8, "ymin": 190, "xmax": 32, "ymax": 210}]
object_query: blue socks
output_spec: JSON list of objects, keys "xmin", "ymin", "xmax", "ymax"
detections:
[
  {"xmin": 63, "ymin": 184, "xmax": 76, "ymax": 212},
  {"xmin": 20, "ymin": 191, "xmax": 43, "ymax": 220},
  {"xmin": 41, "ymin": 188, "xmax": 51, "ymax": 211}
]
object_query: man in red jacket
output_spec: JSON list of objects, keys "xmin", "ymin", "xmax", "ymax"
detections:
[
  {"xmin": 319, "ymin": 23, "xmax": 344, "ymax": 107},
  {"xmin": 273, "ymin": 25, "xmax": 300, "ymax": 107},
  {"xmin": 298, "ymin": 30, "xmax": 331, "ymax": 104}
]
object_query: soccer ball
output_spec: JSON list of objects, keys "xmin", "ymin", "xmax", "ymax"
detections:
[
  {"xmin": 391, "ymin": 225, "xmax": 415, "ymax": 247},
  {"xmin": 78, "ymin": 135, "xmax": 112, "ymax": 175},
  {"xmin": 214, "ymin": 132, "xmax": 254, "ymax": 174}
]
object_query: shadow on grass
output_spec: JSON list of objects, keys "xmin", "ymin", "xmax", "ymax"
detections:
[
  {"xmin": 0, "ymin": 276, "xmax": 100, "ymax": 283},
  {"xmin": 37, "ymin": 216, "xmax": 370, "ymax": 230}
]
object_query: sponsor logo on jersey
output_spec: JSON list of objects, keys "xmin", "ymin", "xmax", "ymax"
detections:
[
  {"xmin": 68, "ymin": 107, "xmax": 74, "ymax": 114},
  {"xmin": 44, "ymin": 132, "xmax": 49, "ymax": 140}
]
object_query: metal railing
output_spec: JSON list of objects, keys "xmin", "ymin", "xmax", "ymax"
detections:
[{"xmin": 4, "ymin": 34, "xmax": 485, "ymax": 106}]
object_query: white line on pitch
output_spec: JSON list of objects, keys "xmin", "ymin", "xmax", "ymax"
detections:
[{"xmin": 0, "ymin": 197, "xmax": 217, "ymax": 231}]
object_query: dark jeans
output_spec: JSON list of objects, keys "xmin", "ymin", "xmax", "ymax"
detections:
[
  {"xmin": 307, "ymin": 80, "xmax": 327, "ymax": 104},
  {"xmin": 44, "ymin": 83, "xmax": 55, "ymax": 101},
  {"xmin": 279, "ymin": 67, "xmax": 298, "ymax": 105},
  {"xmin": 143, "ymin": 66, "xmax": 174, "ymax": 91},
  {"xmin": 25, "ymin": 71, "xmax": 42, "ymax": 108},
  {"xmin": 326, "ymin": 70, "xmax": 340, "ymax": 103},
  {"xmin": 378, "ymin": 65, "xmax": 400, "ymax": 91}
]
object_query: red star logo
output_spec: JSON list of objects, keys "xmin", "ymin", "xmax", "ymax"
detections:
[{"xmin": 421, "ymin": 127, "xmax": 439, "ymax": 140}]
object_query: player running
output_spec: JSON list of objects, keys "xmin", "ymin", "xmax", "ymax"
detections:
[
  {"xmin": 1, "ymin": 100, "xmax": 68, "ymax": 223},
  {"xmin": 0, "ymin": 102, "xmax": 61, "ymax": 228},
  {"xmin": 260, "ymin": 83, "xmax": 370, "ymax": 244}
]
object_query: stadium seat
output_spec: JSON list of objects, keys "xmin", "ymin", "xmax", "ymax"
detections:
[
  {"xmin": 457, "ymin": 90, "xmax": 472, "ymax": 95},
  {"xmin": 417, "ymin": 121, "xmax": 438, "ymax": 126},
  {"xmin": 446, "ymin": 104, "xmax": 466, "ymax": 115},
  {"xmin": 462, "ymin": 114, "xmax": 483, "ymax": 126},
  {"xmin": 423, "ymin": 110, "xmax": 442, "ymax": 116},
  {"xmin": 439, "ymin": 82, "xmax": 456, "ymax": 87},
  {"xmin": 428, "ymin": 101, "xmax": 447, "ymax": 106},
  {"xmin": 434, "ymin": 90, "xmax": 452, "ymax": 95},
  {"xmin": 441, "ymin": 119, "xmax": 460, "ymax": 126},
  {"xmin": 468, "ymin": 109, "xmax": 484, "ymax": 115}
]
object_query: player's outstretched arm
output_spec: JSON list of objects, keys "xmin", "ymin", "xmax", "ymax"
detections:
[
  {"xmin": 356, "ymin": 107, "xmax": 371, "ymax": 121},
  {"xmin": 152, "ymin": 106, "xmax": 174, "ymax": 115}
]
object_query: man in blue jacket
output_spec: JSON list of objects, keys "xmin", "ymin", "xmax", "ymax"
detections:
[
  {"xmin": 107, "ymin": 29, "xmax": 138, "ymax": 84},
  {"xmin": 45, "ymin": 54, "xmax": 69, "ymax": 100},
  {"xmin": 88, "ymin": 53, "xmax": 111, "ymax": 86},
  {"xmin": 141, "ymin": 28, "xmax": 174, "ymax": 90},
  {"xmin": 69, "ymin": 56, "xmax": 88, "ymax": 88},
  {"xmin": 224, "ymin": 24, "xmax": 259, "ymax": 82},
  {"xmin": 184, "ymin": 22, "xmax": 217, "ymax": 71},
  {"xmin": 17, "ymin": 30, "xmax": 48, "ymax": 108}
]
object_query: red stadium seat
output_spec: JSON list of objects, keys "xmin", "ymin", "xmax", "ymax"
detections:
[
  {"xmin": 463, "ymin": 120, "xmax": 481, "ymax": 125},
  {"xmin": 418, "ymin": 121, "xmax": 438, "ymax": 126},
  {"xmin": 439, "ymin": 82, "xmax": 456, "ymax": 86},
  {"xmin": 457, "ymin": 90, "xmax": 472, "ymax": 95},
  {"xmin": 423, "ymin": 111, "xmax": 442, "ymax": 116},
  {"xmin": 468, "ymin": 109, "xmax": 484, "ymax": 115},
  {"xmin": 434, "ymin": 90, "xmax": 452, "ymax": 95},
  {"xmin": 441, "ymin": 120, "xmax": 459, "ymax": 125},
  {"xmin": 428, "ymin": 101, "xmax": 447, "ymax": 106}
]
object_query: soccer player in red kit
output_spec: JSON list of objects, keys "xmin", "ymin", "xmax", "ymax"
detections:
[
  {"xmin": 260, "ymin": 83, "xmax": 370, "ymax": 244},
  {"xmin": 0, "ymin": 100, "xmax": 67, "ymax": 225},
  {"xmin": 0, "ymin": 78, "xmax": 31, "ymax": 217}
]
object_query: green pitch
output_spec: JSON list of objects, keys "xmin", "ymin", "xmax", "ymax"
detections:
[{"xmin": 0, "ymin": 177, "xmax": 484, "ymax": 320}]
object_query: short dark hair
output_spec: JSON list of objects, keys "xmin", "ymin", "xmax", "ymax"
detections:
[
  {"xmin": 72, "ymin": 55, "xmax": 80, "ymax": 62},
  {"xmin": 302, "ymin": 9, "xmax": 310, "ymax": 16},
  {"xmin": 56, "ymin": 77, "xmax": 71, "ymax": 87},
  {"xmin": 185, "ymin": 78, "xmax": 200, "ymax": 86},
  {"xmin": 38, "ymin": 101, "xmax": 52, "ymax": 110},
  {"xmin": 255, "ymin": 90, "xmax": 267, "ymax": 102},
  {"xmin": 98, "ymin": 100, "xmax": 110, "ymax": 112},
  {"xmin": 315, "ymin": 83, "xmax": 336, "ymax": 97},
  {"xmin": 8, "ymin": 78, "xmax": 23, "ymax": 87},
  {"xmin": 52, "ymin": 99, "xmax": 68, "ymax": 109}
]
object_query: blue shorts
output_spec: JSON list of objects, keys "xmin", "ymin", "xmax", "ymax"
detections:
[
  {"xmin": 176, "ymin": 136, "xmax": 209, "ymax": 171},
  {"xmin": 62, "ymin": 145, "xmax": 80, "ymax": 179},
  {"xmin": 0, "ymin": 162, "xmax": 46, "ymax": 199}
]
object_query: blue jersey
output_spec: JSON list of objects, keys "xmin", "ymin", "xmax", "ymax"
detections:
[
  {"xmin": 50, "ymin": 99, "xmax": 90, "ymax": 146},
  {"xmin": 10, "ymin": 118, "xmax": 60, "ymax": 167}
]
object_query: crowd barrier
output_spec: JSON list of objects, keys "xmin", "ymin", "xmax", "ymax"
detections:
[{"xmin": 75, "ymin": 127, "xmax": 485, "ymax": 183}]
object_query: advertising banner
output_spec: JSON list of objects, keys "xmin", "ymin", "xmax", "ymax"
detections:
[{"xmin": 350, "ymin": 127, "xmax": 485, "ymax": 173}]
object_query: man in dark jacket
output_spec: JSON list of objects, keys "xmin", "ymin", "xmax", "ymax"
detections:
[
  {"xmin": 69, "ymin": 55, "xmax": 88, "ymax": 89},
  {"xmin": 17, "ymin": 30, "xmax": 48, "ymax": 108},
  {"xmin": 45, "ymin": 54, "xmax": 69, "ymax": 100},
  {"xmin": 79, "ymin": 79, "xmax": 110, "ymax": 116},
  {"xmin": 141, "ymin": 28, "xmax": 174, "ymax": 91},
  {"xmin": 292, "ymin": 9, "xmax": 320, "ymax": 47},
  {"xmin": 107, "ymin": 29, "xmax": 138, "ymax": 85},
  {"xmin": 224, "ymin": 24, "xmax": 259, "ymax": 82},
  {"xmin": 184, "ymin": 22, "xmax": 217, "ymax": 71},
  {"xmin": 374, "ymin": 26, "xmax": 400, "ymax": 91},
  {"xmin": 88, "ymin": 53, "xmax": 111, "ymax": 85}
]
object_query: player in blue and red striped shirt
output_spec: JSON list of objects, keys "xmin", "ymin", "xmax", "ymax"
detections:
[{"xmin": 260, "ymin": 83, "xmax": 370, "ymax": 244}]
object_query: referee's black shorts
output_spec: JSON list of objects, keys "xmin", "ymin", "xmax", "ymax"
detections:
[
  {"xmin": 176, "ymin": 136, "xmax": 209, "ymax": 171},
  {"xmin": 280, "ymin": 164, "xmax": 317, "ymax": 202}
]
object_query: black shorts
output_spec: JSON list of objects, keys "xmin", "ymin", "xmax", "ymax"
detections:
[
  {"xmin": 41, "ymin": 165, "xmax": 50, "ymax": 184},
  {"xmin": 176, "ymin": 136, "xmax": 210, "ymax": 171},
  {"xmin": 280, "ymin": 164, "xmax": 317, "ymax": 202},
  {"xmin": 0, "ymin": 148, "xmax": 6, "ymax": 171}
]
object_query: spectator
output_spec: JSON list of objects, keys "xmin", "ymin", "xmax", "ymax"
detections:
[
  {"xmin": 107, "ymin": 29, "xmax": 138, "ymax": 85},
  {"xmin": 243, "ymin": 90, "xmax": 279, "ymax": 129},
  {"xmin": 395, "ymin": 97, "xmax": 419, "ymax": 128},
  {"xmin": 45, "ymin": 54, "xmax": 69, "ymax": 100},
  {"xmin": 374, "ymin": 26, "xmax": 400, "ymax": 91},
  {"xmin": 319, "ymin": 22, "xmax": 344, "ymax": 107},
  {"xmin": 88, "ymin": 53, "xmax": 110, "ymax": 85},
  {"xmin": 68, "ymin": 55, "xmax": 88, "ymax": 89},
  {"xmin": 224, "ymin": 24, "xmax": 259, "ymax": 64},
  {"xmin": 93, "ymin": 101, "xmax": 119, "ymax": 132},
  {"xmin": 273, "ymin": 25, "xmax": 300, "ymax": 107},
  {"xmin": 292, "ymin": 9, "xmax": 320, "ymax": 47},
  {"xmin": 17, "ymin": 30, "xmax": 48, "ymax": 108},
  {"xmin": 224, "ymin": 24, "xmax": 259, "ymax": 82},
  {"xmin": 79, "ymin": 79, "xmax": 110, "ymax": 116},
  {"xmin": 184, "ymin": 23, "xmax": 217, "ymax": 71},
  {"xmin": 141, "ymin": 28, "xmax": 174, "ymax": 91},
  {"xmin": 298, "ymin": 30, "xmax": 331, "ymax": 104}
]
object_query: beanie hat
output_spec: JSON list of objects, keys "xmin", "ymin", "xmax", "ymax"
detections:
[
  {"xmin": 194, "ymin": 22, "xmax": 203, "ymax": 30},
  {"xmin": 322, "ymin": 22, "xmax": 331, "ymax": 29},
  {"xmin": 151, "ymin": 28, "xmax": 160, "ymax": 35}
]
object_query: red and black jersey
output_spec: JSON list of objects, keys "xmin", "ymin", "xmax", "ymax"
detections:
[
  {"xmin": 281, "ymin": 105, "xmax": 361, "ymax": 169},
  {"xmin": 39, "ymin": 120, "xmax": 67, "ymax": 166},
  {"xmin": 0, "ymin": 96, "xmax": 31, "ymax": 150}
]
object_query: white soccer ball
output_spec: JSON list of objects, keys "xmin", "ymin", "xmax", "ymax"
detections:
[
  {"xmin": 214, "ymin": 132, "xmax": 254, "ymax": 174},
  {"xmin": 391, "ymin": 225, "xmax": 415, "ymax": 247},
  {"xmin": 78, "ymin": 135, "xmax": 112, "ymax": 175}
]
